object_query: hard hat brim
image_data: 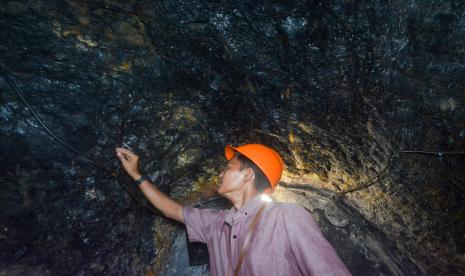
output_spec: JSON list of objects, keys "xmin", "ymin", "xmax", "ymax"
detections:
[{"xmin": 225, "ymin": 144, "xmax": 237, "ymax": 160}]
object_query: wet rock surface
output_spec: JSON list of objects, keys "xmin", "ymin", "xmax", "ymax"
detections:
[{"xmin": 1, "ymin": 0, "xmax": 464, "ymax": 275}]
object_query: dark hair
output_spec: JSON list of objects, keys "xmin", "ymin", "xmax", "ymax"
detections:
[{"xmin": 234, "ymin": 152, "xmax": 271, "ymax": 192}]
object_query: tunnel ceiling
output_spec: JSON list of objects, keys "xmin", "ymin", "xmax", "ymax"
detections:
[{"xmin": 1, "ymin": 0, "xmax": 464, "ymax": 275}]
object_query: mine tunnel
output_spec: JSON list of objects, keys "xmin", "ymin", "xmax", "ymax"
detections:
[{"xmin": 1, "ymin": 0, "xmax": 464, "ymax": 275}]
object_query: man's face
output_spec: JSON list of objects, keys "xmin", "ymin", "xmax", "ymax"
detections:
[{"xmin": 217, "ymin": 156, "xmax": 247, "ymax": 196}]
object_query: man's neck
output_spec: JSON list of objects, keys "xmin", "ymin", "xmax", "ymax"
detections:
[{"xmin": 231, "ymin": 189, "xmax": 260, "ymax": 211}]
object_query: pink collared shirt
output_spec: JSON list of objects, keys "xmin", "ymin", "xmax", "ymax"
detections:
[{"xmin": 183, "ymin": 195, "xmax": 351, "ymax": 276}]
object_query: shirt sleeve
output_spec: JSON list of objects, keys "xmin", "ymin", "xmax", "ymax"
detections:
[
  {"xmin": 182, "ymin": 207, "xmax": 224, "ymax": 244},
  {"xmin": 282, "ymin": 204, "xmax": 352, "ymax": 276}
]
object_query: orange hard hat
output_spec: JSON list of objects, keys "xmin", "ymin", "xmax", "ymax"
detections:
[{"xmin": 224, "ymin": 144, "xmax": 284, "ymax": 190}]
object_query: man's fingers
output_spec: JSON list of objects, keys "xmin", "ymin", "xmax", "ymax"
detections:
[
  {"xmin": 116, "ymin": 147, "xmax": 136, "ymax": 155},
  {"xmin": 116, "ymin": 148, "xmax": 138, "ymax": 159},
  {"xmin": 116, "ymin": 152, "xmax": 129, "ymax": 161}
]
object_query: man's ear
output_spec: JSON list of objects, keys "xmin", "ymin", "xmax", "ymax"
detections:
[{"xmin": 243, "ymin": 167, "xmax": 255, "ymax": 183}]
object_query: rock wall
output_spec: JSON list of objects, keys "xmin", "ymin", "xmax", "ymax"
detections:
[{"xmin": 1, "ymin": 0, "xmax": 464, "ymax": 274}]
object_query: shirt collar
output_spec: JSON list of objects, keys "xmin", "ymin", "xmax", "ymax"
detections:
[{"xmin": 224, "ymin": 194, "xmax": 265, "ymax": 226}]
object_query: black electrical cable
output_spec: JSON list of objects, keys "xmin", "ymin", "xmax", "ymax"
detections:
[
  {"xmin": 399, "ymin": 150, "xmax": 465, "ymax": 156},
  {"xmin": 1, "ymin": 69, "xmax": 162, "ymax": 215},
  {"xmin": 337, "ymin": 150, "xmax": 396, "ymax": 196},
  {"xmin": 278, "ymin": 152, "xmax": 395, "ymax": 199},
  {"xmin": 1, "ymin": 72, "xmax": 117, "ymax": 178}
]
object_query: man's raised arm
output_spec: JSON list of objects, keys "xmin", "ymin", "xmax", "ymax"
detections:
[{"xmin": 115, "ymin": 148, "xmax": 184, "ymax": 223}]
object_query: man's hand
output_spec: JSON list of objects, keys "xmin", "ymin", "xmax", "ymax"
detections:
[
  {"xmin": 115, "ymin": 147, "xmax": 185, "ymax": 223},
  {"xmin": 116, "ymin": 148, "xmax": 142, "ymax": 180}
]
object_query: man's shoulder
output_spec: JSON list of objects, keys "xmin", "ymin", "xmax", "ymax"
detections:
[
  {"xmin": 267, "ymin": 201, "xmax": 321, "ymax": 233},
  {"xmin": 267, "ymin": 201, "xmax": 312, "ymax": 219},
  {"xmin": 270, "ymin": 201, "xmax": 308, "ymax": 212},
  {"xmin": 183, "ymin": 206, "xmax": 228, "ymax": 222},
  {"xmin": 184, "ymin": 206, "xmax": 229, "ymax": 215}
]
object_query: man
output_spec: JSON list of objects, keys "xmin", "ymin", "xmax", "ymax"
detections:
[{"xmin": 116, "ymin": 143, "xmax": 351, "ymax": 275}]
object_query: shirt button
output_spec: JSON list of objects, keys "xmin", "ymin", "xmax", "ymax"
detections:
[
  {"xmin": 233, "ymin": 235, "xmax": 237, "ymax": 239},
  {"xmin": 244, "ymin": 212, "xmax": 248, "ymax": 215}
]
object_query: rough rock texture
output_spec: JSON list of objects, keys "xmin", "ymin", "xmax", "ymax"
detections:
[{"xmin": 0, "ymin": 0, "xmax": 464, "ymax": 275}]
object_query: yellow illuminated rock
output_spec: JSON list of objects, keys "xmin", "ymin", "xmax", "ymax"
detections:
[
  {"xmin": 173, "ymin": 106, "xmax": 198, "ymax": 124},
  {"xmin": 289, "ymin": 128, "xmax": 295, "ymax": 144},
  {"xmin": 117, "ymin": 61, "xmax": 132, "ymax": 72},
  {"xmin": 77, "ymin": 35, "xmax": 97, "ymax": 48},
  {"xmin": 297, "ymin": 122, "xmax": 313, "ymax": 134}
]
